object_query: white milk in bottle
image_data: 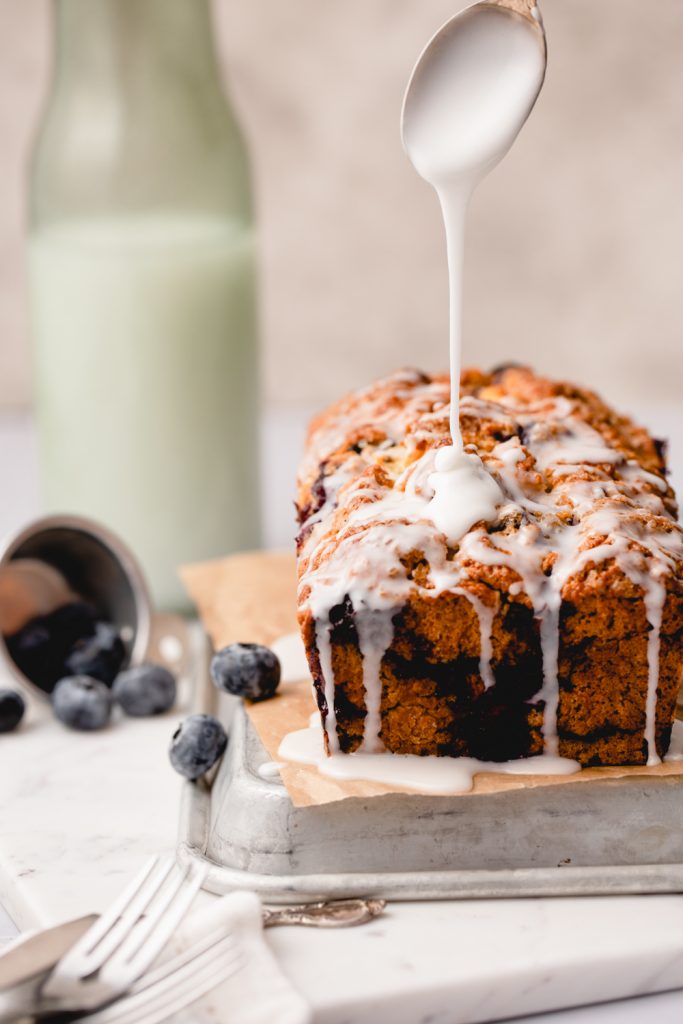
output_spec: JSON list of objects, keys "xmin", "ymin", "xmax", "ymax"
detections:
[{"xmin": 28, "ymin": 0, "xmax": 259, "ymax": 610}]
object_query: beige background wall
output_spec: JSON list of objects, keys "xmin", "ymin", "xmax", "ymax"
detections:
[{"xmin": 1, "ymin": 0, "xmax": 682, "ymax": 416}]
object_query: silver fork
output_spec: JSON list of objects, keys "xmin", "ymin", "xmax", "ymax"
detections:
[
  {"xmin": 40, "ymin": 855, "xmax": 207, "ymax": 1015},
  {"xmin": 72, "ymin": 926, "xmax": 244, "ymax": 1024}
]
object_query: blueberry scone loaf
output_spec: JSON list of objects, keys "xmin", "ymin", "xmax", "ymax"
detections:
[{"xmin": 296, "ymin": 366, "xmax": 683, "ymax": 767}]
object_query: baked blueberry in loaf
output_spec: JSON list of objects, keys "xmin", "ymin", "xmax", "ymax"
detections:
[{"xmin": 296, "ymin": 366, "xmax": 683, "ymax": 767}]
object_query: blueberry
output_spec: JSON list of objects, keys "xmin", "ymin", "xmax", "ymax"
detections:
[
  {"xmin": 6, "ymin": 601, "xmax": 96, "ymax": 693},
  {"xmin": 169, "ymin": 714, "xmax": 227, "ymax": 780},
  {"xmin": 113, "ymin": 664, "xmax": 176, "ymax": 717},
  {"xmin": 64, "ymin": 622, "xmax": 126, "ymax": 686},
  {"xmin": 46, "ymin": 602, "xmax": 97, "ymax": 649},
  {"xmin": 210, "ymin": 643, "xmax": 281, "ymax": 701},
  {"xmin": 6, "ymin": 620, "xmax": 53, "ymax": 690},
  {"xmin": 52, "ymin": 675, "xmax": 112, "ymax": 731},
  {"xmin": 0, "ymin": 690, "xmax": 26, "ymax": 733}
]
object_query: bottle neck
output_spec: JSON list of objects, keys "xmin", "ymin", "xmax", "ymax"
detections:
[
  {"xmin": 31, "ymin": 0, "xmax": 252, "ymax": 225},
  {"xmin": 53, "ymin": 0, "xmax": 222, "ymax": 94}
]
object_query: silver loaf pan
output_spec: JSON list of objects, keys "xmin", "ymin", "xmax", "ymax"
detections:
[{"xmin": 177, "ymin": 699, "xmax": 683, "ymax": 903}]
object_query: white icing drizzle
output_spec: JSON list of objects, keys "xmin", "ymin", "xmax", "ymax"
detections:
[
  {"xmin": 529, "ymin": 417, "xmax": 623, "ymax": 472},
  {"xmin": 456, "ymin": 588, "xmax": 497, "ymax": 691},
  {"xmin": 643, "ymin": 581, "xmax": 666, "ymax": 766},
  {"xmin": 536, "ymin": 591, "xmax": 562, "ymax": 757},
  {"xmin": 492, "ymin": 437, "xmax": 549, "ymax": 514},
  {"xmin": 356, "ymin": 609, "xmax": 395, "ymax": 753},
  {"xmin": 257, "ymin": 761, "xmax": 284, "ymax": 781},
  {"xmin": 428, "ymin": 445, "xmax": 505, "ymax": 541},
  {"xmin": 400, "ymin": 4, "xmax": 545, "ymax": 546},
  {"xmin": 278, "ymin": 720, "xmax": 580, "ymax": 795}
]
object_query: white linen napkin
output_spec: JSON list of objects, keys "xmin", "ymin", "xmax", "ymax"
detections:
[{"xmin": 165, "ymin": 891, "xmax": 311, "ymax": 1024}]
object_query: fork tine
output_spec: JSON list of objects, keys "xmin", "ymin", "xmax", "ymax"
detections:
[
  {"xmin": 42, "ymin": 856, "xmax": 164, "ymax": 992},
  {"xmin": 117, "ymin": 953, "xmax": 244, "ymax": 1024},
  {"xmin": 97, "ymin": 948, "xmax": 245, "ymax": 1024},
  {"xmin": 127, "ymin": 925, "xmax": 236, "ymax": 996},
  {"xmin": 60, "ymin": 857, "xmax": 160, "ymax": 962},
  {"xmin": 101, "ymin": 862, "xmax": 208, "ymax": 984},
  {"xmin": 75, "ymin": 932, "xmax": 242, "ymax": 1024},
  {"xmin": 75, "ymin": 858, "xmax": 179, "ymax": 973},
  {"xmin": 42, "ymin": 856, "xmax": 180, "ymax": 1001},
  {"xmin": 68, "ymin": 927, "xmax": 234, "ymax": 1022}
]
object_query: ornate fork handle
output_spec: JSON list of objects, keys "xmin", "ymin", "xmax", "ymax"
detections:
[{"xmin": 262, "ymin": 898, "xmax": 385, "ymax": 929}]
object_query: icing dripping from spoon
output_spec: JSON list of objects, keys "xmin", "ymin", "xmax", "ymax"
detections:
[{"xmin": 401, "ymin": 0, "xmax": 547, "ymax": 540}]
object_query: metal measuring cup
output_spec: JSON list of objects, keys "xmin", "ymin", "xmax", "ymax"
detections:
[{"xmin": 0, "ymin": 514, "xmax": 189, "ymax": 701}]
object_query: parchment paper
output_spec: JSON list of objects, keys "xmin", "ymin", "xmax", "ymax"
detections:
[{"xmin": 181, "ymin": 551, "xmax": 683, "ymax": 808}]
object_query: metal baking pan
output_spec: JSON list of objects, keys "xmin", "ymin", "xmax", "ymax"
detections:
[{"xmin": 177, "ymin": 697, "xmax": 683, "ymax": 903}]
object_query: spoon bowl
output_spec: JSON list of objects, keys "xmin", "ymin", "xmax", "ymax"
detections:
[{"xmin": 401, "ymin": 1, "xmax": 547, "ymax": 187}]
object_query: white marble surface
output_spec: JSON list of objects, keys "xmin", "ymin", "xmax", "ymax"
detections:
[
  {"xmin": 3, "ymin": 409, "xmax": 683, "ymax": 1024},
  {"xmin": 269, "ymin": 897, "xmax": 683, "ymax": 1024},
  {"xmin": 0, "ymin": 905, "xmax": 15, "ymax": 942}
]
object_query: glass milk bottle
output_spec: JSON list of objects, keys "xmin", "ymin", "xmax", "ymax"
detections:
[{"xmin": 28, "ymin": 0, "xmax": 260, "ymax": 611}]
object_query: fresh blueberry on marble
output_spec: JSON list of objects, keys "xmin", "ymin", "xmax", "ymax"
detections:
[
  {"xmin": 113, "ymin": 664, "xmax": 176, "ymax": 717},
  {"xmin": 0, "ymin": 689, "xmax": 26, "ymax": 733},
  {"xmin": 169, "ymin": 714, "xmax": 227, "ymax": 780},
  {"xmin": 64, "ymin": 622, "xmax": 126, "ymax": 686},
  {"xmin": 210, "ymin": 643, "xmax": 281, "ymax": 701},
  {"xmin": 52, "ymin": 675, "xmax": 113, "ymax": 731}
]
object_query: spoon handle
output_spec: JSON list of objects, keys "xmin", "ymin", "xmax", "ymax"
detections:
[
  {"xmin": 489, "ymin": 0, "xmax": 539, "ymax": 21},
  {"xmin": 262, "ymin": 898, "xmax": 385, "ymax": 929}
]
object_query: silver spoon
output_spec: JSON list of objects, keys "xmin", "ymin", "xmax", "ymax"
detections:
[{"xmin": 401, "ymin": 0, "xmax": 547, "ymax": 187}]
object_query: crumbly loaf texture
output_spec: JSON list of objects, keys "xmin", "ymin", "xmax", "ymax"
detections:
[{"xmin": 296, "ymin": 367, "xmax": 683, "ymax": 767}]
